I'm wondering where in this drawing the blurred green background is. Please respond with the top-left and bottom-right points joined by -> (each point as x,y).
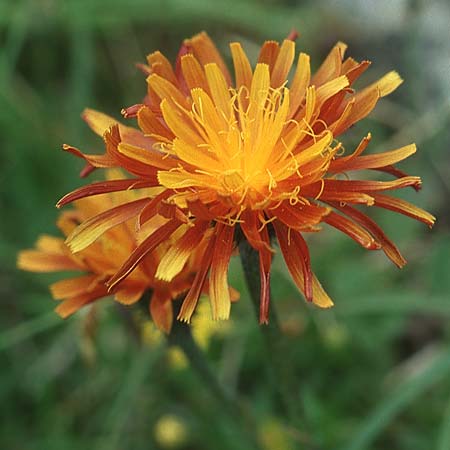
1,0 -> 450,449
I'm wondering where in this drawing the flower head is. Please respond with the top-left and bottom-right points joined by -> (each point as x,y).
18,170 -> 216,332
58,32 -> 435,324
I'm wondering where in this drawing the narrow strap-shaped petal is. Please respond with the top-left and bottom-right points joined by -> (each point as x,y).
17,250 -> 80,272
323,211 -> 380,249
82,108 -> 118,136
273,221 -> 313,302
56,178 -> 156,208
240,210 -> 273,251
147,50 -> 178,85
50,274 -> 99,300
185,32 -> 232,85
62,144 -> 116,168
156,220 -> 210,281
272,202 -> 330,231
150,291 -> 173,334
372,165 -> 422,192
55,285 -> 108,318
180,53 -> 210,93
372,193 -> 435,227
271,39 -> 295,88
258,226 -> 272,324
330,144 -> 416,172
147,73 -> 189,109
257,40 -> 280,69
66,197 -> 149,252
209,224 -> 234,320
178,233 -> 215,323
311,41 -> 347,86
108,219 -> 181,289
204,63 -> 232,118
289,52 -> 310,117
137,105 -> 175,141
114,283 -> 146,305
230,42 -> 253,89
329,202 -> 406,267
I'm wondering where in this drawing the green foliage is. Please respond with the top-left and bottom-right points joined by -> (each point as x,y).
1,1 -> 449,449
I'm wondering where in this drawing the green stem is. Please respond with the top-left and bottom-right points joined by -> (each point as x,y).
168,303 -> 265,450
239,240 -> 312,439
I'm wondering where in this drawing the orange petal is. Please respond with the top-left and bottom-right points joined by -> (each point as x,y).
156,220 -> 210,281
108,219 -> 181,289
323,211 -> 380,249
230,42 -> 253,89
56,178 -> 156,208
114,283 -> 146,305
272,202 -> 330,231
257,40 -> 280,69
55,285 -> 108,318
330,144 -> 416,172
330,202 -> 406,267
209,224 -> 234,320
150,291 -> 173,333
271,39 -> 295,88
50,274 -> 99,300
273,222 -> 313,302
185,32 -> 232,85
372,193 -> 435,228
66,197 -> 149,252
178,233 -> 215,323
180,53 -> 209,92
17,250 -> 80,273
82,108 -> 118,136
258,226 -> 272,324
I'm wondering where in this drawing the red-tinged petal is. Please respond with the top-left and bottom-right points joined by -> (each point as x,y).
258,41 -> 280,69
178,234 -> 215,323
137,105 -> 175,141
185,32 -> 232,85
108,219 -> 181,289
156,220 -> 210,281
55,285 -> 108,318
50,274 -> 99,300
138,190 -> 172,227
330,144 -> 416,173
56,178 -> 156,208
372,193 -> 435,228
313,176 -> 422,195
66,197 -> 149,252
240,210 -> 273,252
150,291 -> 173,334
121,104 -> 144,118
323,211 -> 380,249
147,50 -> 178,85
273,221 -> 313,302
62,144 -> 116,168
258,226 -> 272,324
373,165 -> 422,192
209,224 -> 234,320
271,202 -> 330,231
330,202 -> 407,267
17,250 -> 80,273
312,42 -> 347,86
80,163 -> 96,178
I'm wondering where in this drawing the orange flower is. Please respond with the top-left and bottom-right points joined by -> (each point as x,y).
58,32 -> 435,324
18,171 -> 215,332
